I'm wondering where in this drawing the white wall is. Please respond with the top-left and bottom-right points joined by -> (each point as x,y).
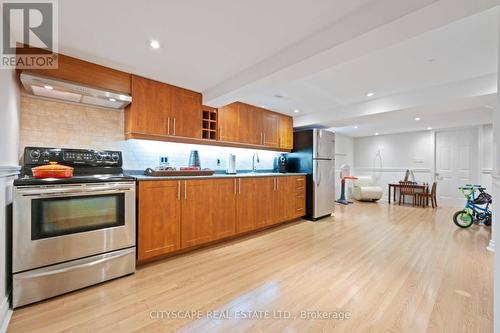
0,69 -> 21,333
334,133 -> 354,199
353,131 -> 434,199
353,126 -> 492,201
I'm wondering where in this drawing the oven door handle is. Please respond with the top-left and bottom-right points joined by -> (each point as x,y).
19,184 -> 134,196
22,189 -> 131,198
20,248 -> 134,279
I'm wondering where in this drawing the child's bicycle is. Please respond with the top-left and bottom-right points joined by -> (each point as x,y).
453,184 -> 492,228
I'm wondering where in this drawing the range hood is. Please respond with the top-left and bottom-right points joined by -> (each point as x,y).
20,72 -> 132,109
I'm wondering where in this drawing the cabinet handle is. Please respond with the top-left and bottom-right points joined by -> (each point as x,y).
173,117 -> 176,136
263,133 -> 266,145
238,178 -> 241,194
167,117 -> 171,135
273,177 -> 276,191
177,181 -> 180,200
276,177 -> 279,191
219,127 -> 222,140
234,179 -> 237,195
184,181 -> 187,200
260,132 -> 263,145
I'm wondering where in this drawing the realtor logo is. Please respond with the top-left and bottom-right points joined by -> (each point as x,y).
1,0 -> 58,69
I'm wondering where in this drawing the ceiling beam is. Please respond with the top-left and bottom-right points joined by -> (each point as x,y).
293,73 -> 497,128
204,0 -> 498,107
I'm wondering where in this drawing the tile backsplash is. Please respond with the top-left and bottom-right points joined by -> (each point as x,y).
20,95 -> 281,171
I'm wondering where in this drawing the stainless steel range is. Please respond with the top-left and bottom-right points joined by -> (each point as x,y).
12,147 -> 136,308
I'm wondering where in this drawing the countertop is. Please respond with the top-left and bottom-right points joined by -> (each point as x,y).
129,171 -> 307,181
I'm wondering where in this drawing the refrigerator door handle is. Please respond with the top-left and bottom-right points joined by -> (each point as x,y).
317,160 -> 321,186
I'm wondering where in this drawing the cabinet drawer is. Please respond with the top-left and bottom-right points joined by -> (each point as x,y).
294,195 -> 305,216
295,177 -> 305,191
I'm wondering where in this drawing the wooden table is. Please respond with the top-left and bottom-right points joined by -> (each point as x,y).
388,183 -> 427,204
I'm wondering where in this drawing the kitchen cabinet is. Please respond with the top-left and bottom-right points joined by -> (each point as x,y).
235,178 -> 259,233
137,175 -> 305,263
262,111 -> 279,148
217,103 -> 243,143
211,179 -> 237,240
137,180 -> 181,261
18,48 -> 131,93
125,75 -> 202,139
170,86 -> 202,138
181,179 -> 214,248
279,116 -> 294,150
126,75 -> 172,135
218,102 -> 292,150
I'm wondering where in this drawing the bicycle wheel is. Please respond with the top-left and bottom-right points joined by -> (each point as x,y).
453,211 -> 474,228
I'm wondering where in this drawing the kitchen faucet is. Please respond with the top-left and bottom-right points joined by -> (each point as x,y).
252,153 -> 260,172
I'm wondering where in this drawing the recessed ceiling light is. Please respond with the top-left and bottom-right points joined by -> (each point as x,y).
109,98 -> 117,102
415,117 -> 421,121
375,132 -> 379,136
427,127 -> 432,130
273,94 -> 284,99
149,40 -> 160,49
366,92 -> 375,97
294,109 -> 299,113
354,126 -> 358,129
427,58 -> 435,63
44,85 -> 53,90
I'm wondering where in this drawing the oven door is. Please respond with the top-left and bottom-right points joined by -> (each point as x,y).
13,182 -> 135,273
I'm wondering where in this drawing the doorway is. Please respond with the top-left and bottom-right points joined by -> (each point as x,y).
435,127 -> 480,207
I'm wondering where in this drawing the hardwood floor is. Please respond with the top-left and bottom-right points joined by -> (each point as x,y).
8,203 -> 493,332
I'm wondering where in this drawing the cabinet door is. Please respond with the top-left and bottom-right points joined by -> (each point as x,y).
262,112 -> 279,148
293,176 -> 306,218
255,177 -> 276,228
273,177 -> 292,223
138,181 -> 181,261
279,116 -> 294,149
181,180 -> 214,248
126,75 -> 172,136
218,103 -> 241,143
171,87 -> 202,138
212,179 -> 237,240
239,104 -> 263,145
236,178 -> 258,233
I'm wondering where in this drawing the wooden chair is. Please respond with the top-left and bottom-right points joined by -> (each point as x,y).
398,181 -> 418,206
417,182 -> 437,208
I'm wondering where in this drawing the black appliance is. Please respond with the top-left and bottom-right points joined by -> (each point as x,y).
274,153 -> 288,173
15,146 -> 135,185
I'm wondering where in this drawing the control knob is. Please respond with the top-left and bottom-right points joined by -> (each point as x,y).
111,153 -> 119,161
30,150 -> 40,159
41,151 -> 50,159
95,153 -> 103,161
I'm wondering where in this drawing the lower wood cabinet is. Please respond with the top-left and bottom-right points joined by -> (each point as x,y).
137,180 -> 181,261
137,175 -> 306,262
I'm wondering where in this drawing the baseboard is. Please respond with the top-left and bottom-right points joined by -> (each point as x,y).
0,292 -> 11,333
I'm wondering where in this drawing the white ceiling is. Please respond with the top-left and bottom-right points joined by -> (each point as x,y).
58,0 -> 374,91
55,0 -> 499,137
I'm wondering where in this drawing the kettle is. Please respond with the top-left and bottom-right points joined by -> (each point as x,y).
226,154 -> 236,174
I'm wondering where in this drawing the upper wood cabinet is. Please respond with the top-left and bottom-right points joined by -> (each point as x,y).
19,52 -> 131,93
279,116 -> 294,150
217,102 -> 293,150
125,75 -> 202,139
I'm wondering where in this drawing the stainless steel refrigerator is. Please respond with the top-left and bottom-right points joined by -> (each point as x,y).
288,129 -> 335,220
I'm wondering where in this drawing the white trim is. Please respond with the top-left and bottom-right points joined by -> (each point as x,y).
482,168 -> 493,174
0,290 -> 11,333
354,167 -> 431,173
0,166 -> 20,179
488,239 -> 495,252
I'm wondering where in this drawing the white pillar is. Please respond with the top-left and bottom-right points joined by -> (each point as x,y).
492,9 -> 500,333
